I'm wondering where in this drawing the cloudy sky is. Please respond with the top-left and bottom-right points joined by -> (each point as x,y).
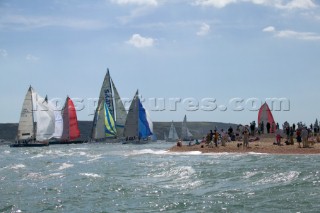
1,0 -> 320,126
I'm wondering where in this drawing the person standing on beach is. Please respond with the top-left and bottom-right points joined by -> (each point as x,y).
214,130 -> 219,147
221,129 -> 226,146
243,128 -> 249,148
276,128 -> 282,145
209,130 -> 214,144
296,128 -> 302,148
301,127 -> 309,148
260,121 -> 264,134
271,122 -> 276,133
266,122 -> 271,134
290,127 -> 294,145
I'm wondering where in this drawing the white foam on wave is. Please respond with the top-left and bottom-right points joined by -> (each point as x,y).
4,150 -> 10,154
153,166 -> 203,189
57,163 -> 74,171
71,147 -> 89,150
254,171 -> 300,185
78,153 -> 104,164
170,151 -> 203,156
125,149 -> 169,156
30,154 -> 45,159
10,164 -> 26,170
80,173 -> 102,178
243,171 -> 261,179
24,172 -> 64,180
247,152 -> 269,155
153,166 -> 196,179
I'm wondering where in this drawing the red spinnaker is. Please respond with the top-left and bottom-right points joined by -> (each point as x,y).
258,103 -> 276,133
62,97 -> 80,141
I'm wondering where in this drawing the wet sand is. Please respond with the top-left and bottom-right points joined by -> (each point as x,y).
168,137 -> 320,155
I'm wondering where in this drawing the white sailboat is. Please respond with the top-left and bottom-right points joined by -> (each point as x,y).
11,86 -> 54,147
166,121 -> 179,142
91,69 -> 127,142
123,90 -> 153,144
181,115 -> 193,141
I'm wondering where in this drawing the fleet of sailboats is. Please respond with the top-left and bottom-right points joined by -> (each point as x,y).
10,68 -> 166,147
11,86 -> 83,147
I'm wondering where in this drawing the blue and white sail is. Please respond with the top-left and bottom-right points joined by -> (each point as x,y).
124,90 -> 153,140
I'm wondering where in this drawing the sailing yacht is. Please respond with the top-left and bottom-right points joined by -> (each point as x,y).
181,115 -> 193,141
91,69 -> 127,142
11,86 -> 54,147
166,121 -> 179,142
123,90 -> 153,144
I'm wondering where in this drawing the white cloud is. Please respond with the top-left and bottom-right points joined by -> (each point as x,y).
262,26 -> 275,32
193,0 -> 237,8
263,26 -> 320,41
196,23 -> 210,36
193,0 -> 317,10
0,49 -> 8,57
127,34 -> 155,48
26,54 -> 39,62
277,0 -> 316,10
276,30 -> 320,40
0,15 -> 106,30
111,0 -> 158,6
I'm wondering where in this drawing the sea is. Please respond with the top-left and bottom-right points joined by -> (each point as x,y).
1,141 -> 320,213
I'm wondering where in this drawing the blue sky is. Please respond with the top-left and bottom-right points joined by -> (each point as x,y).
1,0 -> 320,126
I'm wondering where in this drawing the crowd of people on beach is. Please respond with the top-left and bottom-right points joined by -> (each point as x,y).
177,119 -> 320,149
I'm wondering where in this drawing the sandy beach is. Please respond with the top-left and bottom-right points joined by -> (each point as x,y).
169,136 -> 320,155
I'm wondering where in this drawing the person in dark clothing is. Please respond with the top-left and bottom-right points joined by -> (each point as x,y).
250,121 -> 255,136
292,123 -> 296,132
208,130 -> 214,144
260,121 -> 264,134
266,122 -> 271,134
228,126 -> 233,137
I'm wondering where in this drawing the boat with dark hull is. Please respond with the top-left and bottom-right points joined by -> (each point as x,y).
10,142 -> 49,147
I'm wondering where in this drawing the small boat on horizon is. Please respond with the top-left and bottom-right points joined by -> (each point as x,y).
166,121 -> 179,142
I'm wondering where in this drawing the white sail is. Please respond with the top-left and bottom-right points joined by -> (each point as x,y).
181,115 -> 193,140
17,86 -> 35,141
35,94 -> 55,141
167,121 -> 179,141
92,100 -> 107,140
146,109 -> 153,134
111,79 -> 127,138
48,99 -> 63,139
124,91 -> 139,138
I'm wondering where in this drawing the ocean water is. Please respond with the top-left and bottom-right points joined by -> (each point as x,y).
0,142 -> 320,213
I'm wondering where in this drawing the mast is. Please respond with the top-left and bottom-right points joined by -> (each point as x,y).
31,86 -> 36,141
